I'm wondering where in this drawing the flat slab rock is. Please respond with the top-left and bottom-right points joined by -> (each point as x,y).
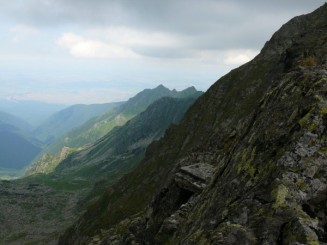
175,163 -> 216,193
180,163 -> 216,181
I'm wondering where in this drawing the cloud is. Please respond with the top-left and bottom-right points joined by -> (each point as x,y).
56,33 -> 83,48
5,1 -> 322,29
4,0 -> 325,51
101,27 -> 180,48
223,49 -> 259,65
57,33 -> 138,59
57,28 -> 183,59
57,28 -> 262,62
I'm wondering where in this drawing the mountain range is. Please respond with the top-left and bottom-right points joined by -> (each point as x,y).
0,84 -> 200,175
26,87 -> 202,178
0,85 -> 202,244
40,85 -> 201,155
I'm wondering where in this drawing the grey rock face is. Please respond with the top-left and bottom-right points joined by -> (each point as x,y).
174,163 -> 216,193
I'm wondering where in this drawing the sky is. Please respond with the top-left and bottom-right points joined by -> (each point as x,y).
0,0 -> 325,105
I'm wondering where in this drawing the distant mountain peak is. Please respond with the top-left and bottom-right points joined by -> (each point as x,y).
181,86 -> 197,92
155,84 -> 167,89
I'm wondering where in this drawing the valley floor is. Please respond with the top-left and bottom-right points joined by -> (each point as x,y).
0,177 -> 89,245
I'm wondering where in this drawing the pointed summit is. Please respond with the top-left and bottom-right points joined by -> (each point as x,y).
155,84 -> 168,90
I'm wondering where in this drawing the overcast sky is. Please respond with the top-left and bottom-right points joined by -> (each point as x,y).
0,0 -> 325,104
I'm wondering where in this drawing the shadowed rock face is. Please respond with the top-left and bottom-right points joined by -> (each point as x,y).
60,4 -> 327,245
175,163 -> 216,193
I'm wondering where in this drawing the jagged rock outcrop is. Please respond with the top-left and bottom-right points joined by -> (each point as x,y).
175,163 -> 216,193
60,4 -> 327,245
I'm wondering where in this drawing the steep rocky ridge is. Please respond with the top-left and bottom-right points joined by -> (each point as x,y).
43,85 -> 200,155
25,147 -> 77,175
51,96 -> 201,207
56,96 -> 200,174
60,4 -> 327,244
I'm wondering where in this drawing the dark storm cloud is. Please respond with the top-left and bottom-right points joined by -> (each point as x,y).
5,1 -> 323,28
3,0 -> 325,52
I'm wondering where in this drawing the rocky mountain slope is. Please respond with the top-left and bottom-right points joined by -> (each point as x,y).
55,96 -> 200,191
0,178 -> 83,245
56,96 -> 200,172
60,4 -> 327,244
